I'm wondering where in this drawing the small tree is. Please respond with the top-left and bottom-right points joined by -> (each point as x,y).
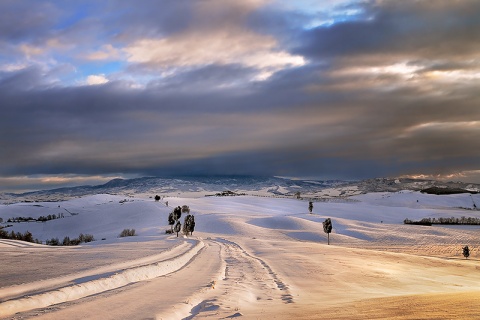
174,221 -> 181,237
308,201 -> 313,214
22,231 -> 33,242
463,246 -> 470,259
46,237 -> 60,246
63,236 -> 71,246
168,212 -> 175,232
168,206 -> 182,232
183,214 -> 195,236
173,206 -> 182,221
323,218 -> 333,245
154,195 -> 160,201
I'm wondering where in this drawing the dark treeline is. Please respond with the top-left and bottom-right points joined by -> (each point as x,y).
7,213 -> 64,223
0,228 -> 41,243
46,233 -> 95,246
0,227 -> 94,246
404,216 -> 480,226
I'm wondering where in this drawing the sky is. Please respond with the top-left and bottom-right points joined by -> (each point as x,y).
1,0 -> 480,192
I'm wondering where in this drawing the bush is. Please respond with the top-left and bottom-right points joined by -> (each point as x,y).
76,233 -> 94,243
46,237 -> 60,246
62,236 -> 71,246
119,228 -> 136,237
47,233 -> 95,246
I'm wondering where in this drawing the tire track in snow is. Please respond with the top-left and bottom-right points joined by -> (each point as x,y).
216,238 -> 293,304
0,239 -> 39,248
0,240 -> 204,318
185,238 -> 293,319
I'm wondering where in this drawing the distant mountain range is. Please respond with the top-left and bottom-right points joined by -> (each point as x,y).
1,176 -> 479,203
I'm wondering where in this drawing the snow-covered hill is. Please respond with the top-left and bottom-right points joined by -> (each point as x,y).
1,176 -> 478,204
1,183 -> 480,318
0,176 -> 345,203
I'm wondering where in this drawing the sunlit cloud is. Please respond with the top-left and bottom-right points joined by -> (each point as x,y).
19,44 -> 45,58
402,170 -> 480,184
86,74 -> 109,85
125,29 -> 305,80
0,63 -> 28,72
84,44 -> 122,61
0,175 -> 124,193
401,121 -> 480,137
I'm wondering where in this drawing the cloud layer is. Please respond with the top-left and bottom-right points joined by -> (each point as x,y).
1,0 -> 480,191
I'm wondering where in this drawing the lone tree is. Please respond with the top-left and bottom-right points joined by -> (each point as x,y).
154,195 -> 160,201
323,218 -> 333,245
463,246 -> 470,259
308,201 -> 313,214
183,214 -> 196,236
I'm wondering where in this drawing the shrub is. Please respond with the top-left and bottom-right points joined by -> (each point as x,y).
46,237 -> 60,246
46,233 -> 94,246
119,228 -> 136,237
82,234 -> 95,243
62,236 -> 71,246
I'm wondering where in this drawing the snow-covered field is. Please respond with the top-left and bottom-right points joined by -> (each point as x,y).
1,191 -> 480,319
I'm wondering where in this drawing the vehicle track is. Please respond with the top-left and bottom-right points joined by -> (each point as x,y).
183,238 -> 293,319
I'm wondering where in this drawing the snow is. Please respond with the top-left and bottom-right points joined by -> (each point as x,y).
1,191 -> 480,319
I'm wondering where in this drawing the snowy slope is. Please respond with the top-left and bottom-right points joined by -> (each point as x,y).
2,191 -> 479,245
1,190 -> 480,319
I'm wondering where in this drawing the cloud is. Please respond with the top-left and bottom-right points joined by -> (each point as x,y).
84,44 -> 122,61
86,74 -> 109,85
0,0 -> 480,191
0,174 -> 122,193
0,0 -> 59,42
299,1 -> 480,59
125,32 -> 304,79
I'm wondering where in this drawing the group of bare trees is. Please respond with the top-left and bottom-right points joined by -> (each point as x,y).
168,205 -> 195,237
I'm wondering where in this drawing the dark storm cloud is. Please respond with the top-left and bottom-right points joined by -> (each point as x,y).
0,0 -> 59,42
298,0 -> 480,59
2,61 -> 479,183
1,0 -> 480,192
107,0 -> 195,40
